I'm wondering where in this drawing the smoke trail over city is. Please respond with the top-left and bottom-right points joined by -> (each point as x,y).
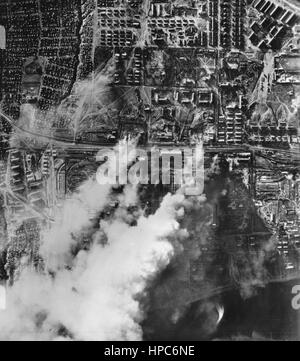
0,52 -> 206,340
0,145 -> 191,340
0,58 -> 288,341
0,53 -> 187,340
1,0 -> 300,342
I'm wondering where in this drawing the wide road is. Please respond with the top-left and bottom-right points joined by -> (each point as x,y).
2,109 -> 299,165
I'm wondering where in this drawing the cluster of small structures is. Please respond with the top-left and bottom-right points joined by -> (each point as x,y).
248,0 -> 298,50
0,0 -> 81,120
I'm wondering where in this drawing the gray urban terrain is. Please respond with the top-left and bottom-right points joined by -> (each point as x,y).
0,0 -> 300,341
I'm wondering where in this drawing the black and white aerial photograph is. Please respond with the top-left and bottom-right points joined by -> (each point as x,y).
0,0 -> 299,343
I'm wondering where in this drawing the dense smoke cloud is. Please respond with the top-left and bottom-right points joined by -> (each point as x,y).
0,41 -> 283,341
0,137 -> 193,340
0,49 -> 197,341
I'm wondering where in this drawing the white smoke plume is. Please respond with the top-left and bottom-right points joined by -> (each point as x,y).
6,55 -> 117,151
0,137 -> 190,340
0,42 -> 200,340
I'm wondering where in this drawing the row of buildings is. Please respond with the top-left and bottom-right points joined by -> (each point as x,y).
94,0 -> 246,50
249,0 -> 298,50
208,0 -> 246,50
218,109 -> 244,145
251,0 -> 298,26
